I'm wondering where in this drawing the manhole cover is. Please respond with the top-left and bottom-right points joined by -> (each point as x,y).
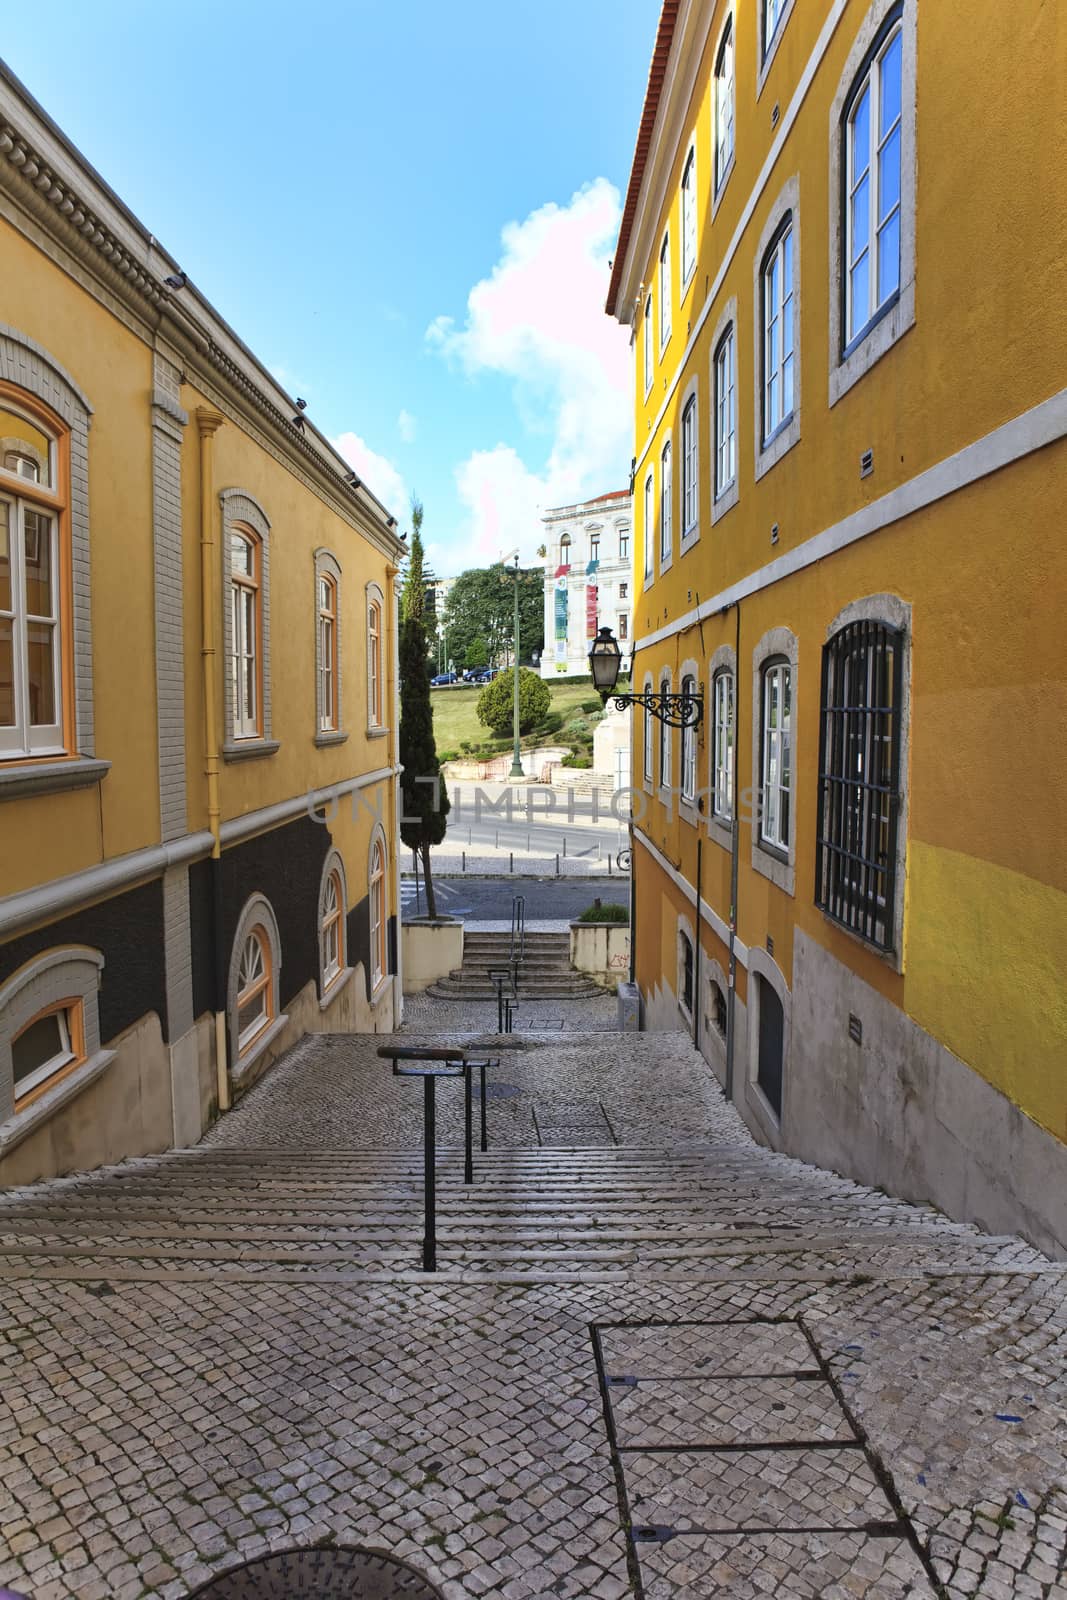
475,1080 -> 522,1099
191,1547 -> 444,1598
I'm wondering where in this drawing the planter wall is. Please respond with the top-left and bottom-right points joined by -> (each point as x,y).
402,919 -> 464,995
570,921 -> 631,987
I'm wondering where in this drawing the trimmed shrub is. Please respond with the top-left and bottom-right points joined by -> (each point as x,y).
477,667 -> 551,736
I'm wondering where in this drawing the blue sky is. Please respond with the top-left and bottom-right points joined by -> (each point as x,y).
4,1 -> 659,575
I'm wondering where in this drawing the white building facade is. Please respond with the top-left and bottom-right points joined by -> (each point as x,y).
540,490 -> 633,679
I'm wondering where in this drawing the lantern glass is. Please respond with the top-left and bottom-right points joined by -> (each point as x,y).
588,626 -> 622,694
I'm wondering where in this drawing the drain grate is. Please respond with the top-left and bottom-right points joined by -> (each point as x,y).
591,1317 -> 944,1598
191,1547 -> 444,1598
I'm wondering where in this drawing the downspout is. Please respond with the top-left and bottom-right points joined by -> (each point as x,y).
693,834 -> 702,1051
724,600 -> 741,1102
386,563 -> 403,1026
196,407 -> 230,1112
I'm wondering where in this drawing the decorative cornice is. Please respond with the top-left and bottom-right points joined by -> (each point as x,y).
0,69 -> 406,566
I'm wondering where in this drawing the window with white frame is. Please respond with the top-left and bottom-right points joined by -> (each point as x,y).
760,657 -> 792,852
619,528 -> 629,561
659,233 -> 672,347
714,17 -> 735,190
0,402 -> 65,759
761,220 -> 795,443
0,946 -> 107,1123
680,674 -> 697,803
659,675 -> 672,789
367,585 -> 384,730
660,441 -> 673,565
370,835 -> 387,989
618,613 -> 628,641
714,327 -> 737,495
318,573 -> 338,732
320,856 -> 347,994
644,474 -> 655,582
844,15 -> 903,347
230,528 -> 261,739
764,0 -> 787,56
681,147 -> 697,287
643,677 -> 654,783
644,294 -> 654,392
619,581 -> 628,599
235,926 -> 273,1055
681,395 -> 699,541
712,668 -> 734,819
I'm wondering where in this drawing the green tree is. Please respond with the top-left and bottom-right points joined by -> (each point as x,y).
464,637 -> 489,669
477,667 -> 551,737
442,563 -> 544,669
399,499 -> 450,918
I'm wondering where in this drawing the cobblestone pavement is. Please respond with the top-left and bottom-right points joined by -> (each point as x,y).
0,1023 -> 1064,1600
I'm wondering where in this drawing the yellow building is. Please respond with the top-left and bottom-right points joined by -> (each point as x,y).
0,63 -> 406,1184
607,0 -> 1066,1254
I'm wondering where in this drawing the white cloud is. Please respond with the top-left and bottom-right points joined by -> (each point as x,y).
427,178 -> 632,562
330,430 -> 409,521
397,409 -> 417,444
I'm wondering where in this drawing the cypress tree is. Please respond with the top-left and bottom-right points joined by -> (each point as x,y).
399,500 -> 450,918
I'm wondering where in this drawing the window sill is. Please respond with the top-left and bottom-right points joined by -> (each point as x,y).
230,1012 -> 289,1089
366,726 -> 390,740
754,412 -> 800,481
0,756 -> 111,801
751,840 -> 795,897
223,739 -> 281,763
0,1049 -> 116,1158
369,974 -> 391,1007
319,966 -> 355,1011
708,815 -> 734,854
679,797 -> 699,825
712,479 -> 739,524
818,907 -> 903,975
829,279 -> 915,408
659,552 -> 674,576
756,0 -> 796,99
680,526 -> 701,554
314,730 -> 349,748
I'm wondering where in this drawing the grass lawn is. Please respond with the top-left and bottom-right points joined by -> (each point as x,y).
430,676 -> 629,759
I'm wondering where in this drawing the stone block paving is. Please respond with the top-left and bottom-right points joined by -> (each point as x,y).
0,1020 -> 1063,1598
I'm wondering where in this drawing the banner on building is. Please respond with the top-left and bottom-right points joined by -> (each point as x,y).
586,583 -> 598,639
555,578 -> 569,661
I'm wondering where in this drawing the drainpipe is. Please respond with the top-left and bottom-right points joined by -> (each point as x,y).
386,563 -> 403,1026
724,600 -> 741,1102
197,407 -> 230,1112
693,834 -> 702,1051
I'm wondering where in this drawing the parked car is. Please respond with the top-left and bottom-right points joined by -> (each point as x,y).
431,671 -> 459,686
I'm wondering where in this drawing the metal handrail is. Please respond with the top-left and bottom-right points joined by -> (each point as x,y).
510,893 -> 526,970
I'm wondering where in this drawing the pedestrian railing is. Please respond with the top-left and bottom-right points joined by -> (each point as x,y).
377,1045 -> 494,1273
510,892 -> 526,968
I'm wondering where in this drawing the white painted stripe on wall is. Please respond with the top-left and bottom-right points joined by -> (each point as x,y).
635,385 -> 1067,655
633,826 -> 749,969
0,764 -> 400,941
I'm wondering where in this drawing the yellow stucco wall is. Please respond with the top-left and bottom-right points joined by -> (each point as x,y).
0,217 -> 160,894
624,0 -> 1067,1141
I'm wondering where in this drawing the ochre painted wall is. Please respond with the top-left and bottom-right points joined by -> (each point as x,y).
624,0 -> 1067,1143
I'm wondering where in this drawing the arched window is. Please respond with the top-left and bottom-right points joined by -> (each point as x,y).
760,656 -> 792,853
559,531 -> 572,569
0,390 -> 68,758
367,584 -> 384,730
0,946 -> 107,1124
712,667 -> 735,819
843,11 -> 904,348
659,672 -> 672,791
714,325 -> 737,496
659,232 -> 672,348
318,573 -> 338,731
643,293 -> 654,393
680,674 -> 697,804
681,395 -> 699,543
322,871 -> 343,987
714,16 -> 735,193
660,440 -> 673,566
643,474 -> 655,583
678,927 -> 694,1017
761,218 -> 795,445
642,674 -> 654,785
816,617 -> 903,950
235,926 -> 273,1055
680,146 -> 697,288
370,836 -> 387,989
230,527 -> 261,739
711,980 -> 728,1039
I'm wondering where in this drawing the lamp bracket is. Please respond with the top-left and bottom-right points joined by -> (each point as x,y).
610,689 -> 703,729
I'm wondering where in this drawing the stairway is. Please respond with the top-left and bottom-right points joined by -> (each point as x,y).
0,1144 -> 1041,1286
425,929 -> 603,999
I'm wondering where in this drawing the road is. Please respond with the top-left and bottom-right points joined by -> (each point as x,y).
401,875 -> 629,922
439,781 -> 630,861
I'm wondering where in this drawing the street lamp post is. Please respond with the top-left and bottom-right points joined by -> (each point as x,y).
588,625 -> 703,728
509,552 -> 523,778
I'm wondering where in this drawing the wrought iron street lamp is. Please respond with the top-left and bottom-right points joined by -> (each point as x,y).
588,625 -> 703,728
